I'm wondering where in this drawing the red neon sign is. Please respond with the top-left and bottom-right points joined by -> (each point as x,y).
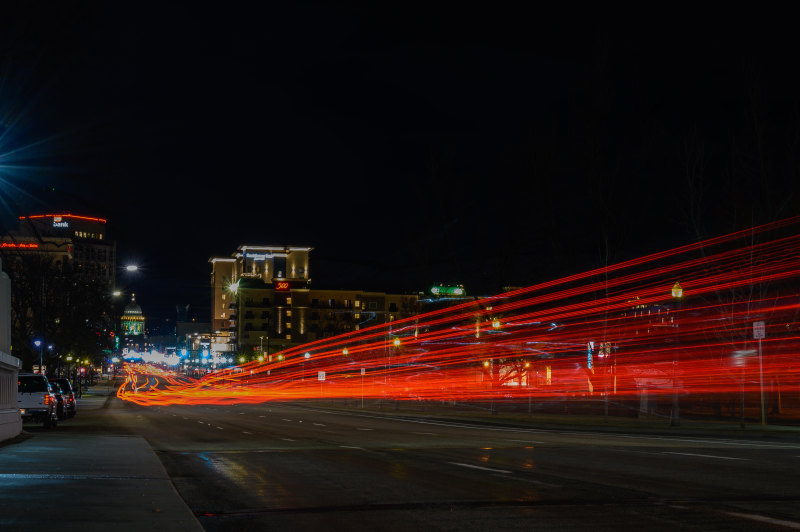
20,213 -> 107,223
0,242 -> 39,249
275,281 -> 290,291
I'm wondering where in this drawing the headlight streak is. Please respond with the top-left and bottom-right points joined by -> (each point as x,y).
118,217 -> 800,410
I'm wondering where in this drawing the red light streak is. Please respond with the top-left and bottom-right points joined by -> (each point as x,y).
118,218 -> 800,418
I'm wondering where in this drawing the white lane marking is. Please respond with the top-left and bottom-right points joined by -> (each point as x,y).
216,427 -> 224,430
508,439 -> 546,444
172,414 -> 177,417
242,431 -> 252,435
616,434 -> 800,449
239,412 -> 245,415
282,438 -> 295,442
724,511 -> 800,530
449,462 -> 512,474
662,452 -> 749,461
313,423 -> 326,427
357,428 -> 373,431
412,432 -> 437,436
282,419 -> 293,422
339,445 -> 365,450
197,421 -> 205,424
258,415 -> 266,418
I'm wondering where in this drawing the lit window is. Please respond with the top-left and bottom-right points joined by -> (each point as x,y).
355,300 -> 361,308
286,322 -> 291,329
222,294 -> 226,301
286,310 -> 292,317
286,334 -> 292,340
354,313 -> 360,319
286,297 -> 292,305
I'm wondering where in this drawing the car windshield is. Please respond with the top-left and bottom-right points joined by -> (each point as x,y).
50,383 -> 62,393
18,376 -> 48,393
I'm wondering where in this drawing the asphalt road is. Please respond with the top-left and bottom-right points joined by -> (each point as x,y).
72,391 -> 800,532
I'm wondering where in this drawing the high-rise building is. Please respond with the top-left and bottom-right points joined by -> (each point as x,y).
210,245 -> 418,356
1,213 -> 115,289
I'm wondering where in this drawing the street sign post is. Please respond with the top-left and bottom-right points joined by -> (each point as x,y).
361,368 -> 365,408
753,321 -> 766,425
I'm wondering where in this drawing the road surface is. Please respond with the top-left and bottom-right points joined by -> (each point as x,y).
68,395 -> 800,531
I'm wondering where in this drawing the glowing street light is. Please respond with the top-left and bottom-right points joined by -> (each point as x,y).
671,281 -> 683,299
342,347 -> 349,356
393,337 -> 401,347
125,265 -> 139,272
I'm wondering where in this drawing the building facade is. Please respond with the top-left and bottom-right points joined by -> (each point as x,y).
210,245 -> 419,356
1,213 -> 116,289
0,258 -> 22,442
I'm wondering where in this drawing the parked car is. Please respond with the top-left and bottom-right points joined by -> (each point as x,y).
17,373 -> 58,428
52,378 -> 77,419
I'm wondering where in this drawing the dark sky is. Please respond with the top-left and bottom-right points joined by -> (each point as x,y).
2,5 -> 799,326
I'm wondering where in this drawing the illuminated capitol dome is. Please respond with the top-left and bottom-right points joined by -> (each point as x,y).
121,293 -> 145,336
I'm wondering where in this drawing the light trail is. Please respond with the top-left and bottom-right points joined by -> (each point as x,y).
118,218 -> 800,419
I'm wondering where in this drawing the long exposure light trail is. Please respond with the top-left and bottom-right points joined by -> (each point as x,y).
119,218 -> 800,419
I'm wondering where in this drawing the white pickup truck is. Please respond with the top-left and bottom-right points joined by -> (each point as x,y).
17,373 -> 58,428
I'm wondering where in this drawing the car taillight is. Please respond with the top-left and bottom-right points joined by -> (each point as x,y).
44,394 -> 51,405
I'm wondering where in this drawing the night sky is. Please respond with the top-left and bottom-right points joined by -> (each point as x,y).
2,5 -> 799,328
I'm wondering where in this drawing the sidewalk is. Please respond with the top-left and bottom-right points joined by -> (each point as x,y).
0,384 -> 202,531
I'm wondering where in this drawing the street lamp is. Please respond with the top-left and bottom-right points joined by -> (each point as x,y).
303,352 -> 310,381
125,264 -> 139,272
34,339 -> 42,374
671,281 -> 683,427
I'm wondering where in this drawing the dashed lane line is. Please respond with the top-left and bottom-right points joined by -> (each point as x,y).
662,451 -> 749,461
724,511 -> 800,530
449,462 -> 512,474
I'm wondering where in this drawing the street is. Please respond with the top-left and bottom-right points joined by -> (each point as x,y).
60,391 -> 800,531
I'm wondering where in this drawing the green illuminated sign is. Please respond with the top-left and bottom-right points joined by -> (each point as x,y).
430,285 -> 465,296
